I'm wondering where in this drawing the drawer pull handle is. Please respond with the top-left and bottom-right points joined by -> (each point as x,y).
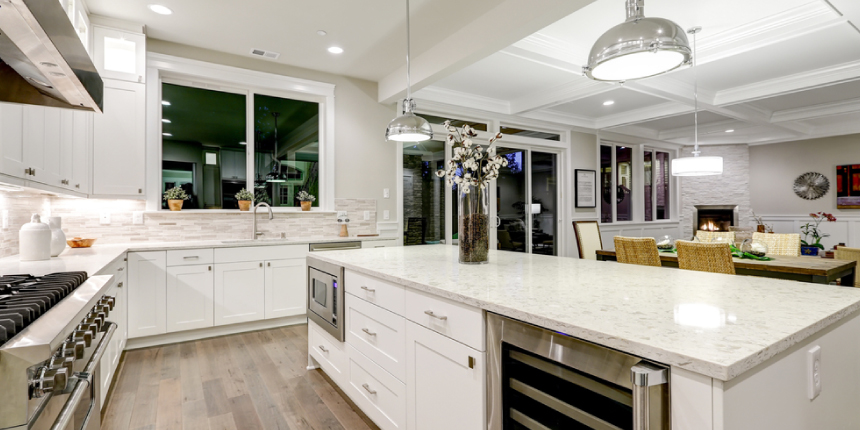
424,310 -> 448,321
183,256 -> 199,260
117,267 -> 124,272
318,345 -> 328,353
360,286 -> 376,293
117,282 -> 123,288
468,356 -> 475,369
361,328 -> 376,336
362,383 -> 377,395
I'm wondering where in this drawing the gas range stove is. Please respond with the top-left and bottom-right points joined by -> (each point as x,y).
0,271 -> 116,430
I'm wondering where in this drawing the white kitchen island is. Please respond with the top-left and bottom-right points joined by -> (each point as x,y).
309,245 -> 860,430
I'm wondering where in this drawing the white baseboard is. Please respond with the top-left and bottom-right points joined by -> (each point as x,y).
125,315 -> 308,349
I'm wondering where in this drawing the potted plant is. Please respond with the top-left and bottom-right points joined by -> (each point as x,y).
163,186 -> 189,211
235,188 -> 254,211
800,211 -> 836,256
297,191 -> 315,211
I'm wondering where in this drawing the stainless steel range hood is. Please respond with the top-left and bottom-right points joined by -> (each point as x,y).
0,0 -> 103,113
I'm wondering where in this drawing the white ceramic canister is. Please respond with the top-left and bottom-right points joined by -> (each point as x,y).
48,216 -> 66,257
19,214 -> 51,261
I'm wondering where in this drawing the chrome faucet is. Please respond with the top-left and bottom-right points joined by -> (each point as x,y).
253,202 -> 273,239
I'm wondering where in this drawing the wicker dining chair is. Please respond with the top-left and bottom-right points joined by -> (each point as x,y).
835,246 -> 860,287
752,232 -> 801,257
614,236 -> 662,267
675,240 -> 736,275
695,230 -> 736,244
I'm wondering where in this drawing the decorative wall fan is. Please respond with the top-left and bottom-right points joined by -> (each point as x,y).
793,172 -> 830,200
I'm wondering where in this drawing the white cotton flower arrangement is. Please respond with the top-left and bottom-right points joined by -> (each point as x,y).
435,121 -> 505,194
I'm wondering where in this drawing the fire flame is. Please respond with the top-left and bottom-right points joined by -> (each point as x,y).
700,221 -> 719,231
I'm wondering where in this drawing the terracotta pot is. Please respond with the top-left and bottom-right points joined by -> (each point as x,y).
168,199 -> 184,211
300,201 -> 311,211
756,225 -> 766,233
238,200 -> 252,211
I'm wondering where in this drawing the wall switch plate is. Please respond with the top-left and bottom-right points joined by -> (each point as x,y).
383,210 -> 390,220
364,211 -> 370,220
383,188 -> 390,198
99,212 -> 111,225
132,211 -> 144,225
337,211 -> 347,218
1,210 -> 8,229
808,345 -> 822,400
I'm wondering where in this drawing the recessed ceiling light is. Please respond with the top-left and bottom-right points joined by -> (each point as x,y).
725,129 -> 735,133
603,100 -> 615,106
328,46 -> 344,54
148,4 -> 173,15
317,30 -> 327,36
162,119 -> 171,123
162,100 -> 171,106
162,133 -> 172,137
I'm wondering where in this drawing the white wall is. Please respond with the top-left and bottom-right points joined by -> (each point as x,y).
147,39 -> 398,221
749,134 -> 860,248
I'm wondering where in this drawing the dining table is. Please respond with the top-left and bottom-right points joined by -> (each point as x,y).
595,249 -> 857,286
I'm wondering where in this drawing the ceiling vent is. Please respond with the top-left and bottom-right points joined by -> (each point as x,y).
249,48 -> 280,60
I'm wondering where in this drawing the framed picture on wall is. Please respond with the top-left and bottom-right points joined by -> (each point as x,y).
837,164 -> 860,209
575,169 -> 597,208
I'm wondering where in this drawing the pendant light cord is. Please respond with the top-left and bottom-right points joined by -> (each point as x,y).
405,0 -> 412,102
692,28 -> 699,156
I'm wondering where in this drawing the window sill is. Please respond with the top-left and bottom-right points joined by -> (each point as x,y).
145,208 -> 337,214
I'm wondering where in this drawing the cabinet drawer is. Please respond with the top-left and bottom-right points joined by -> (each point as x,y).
214,245 -> 306,263
346,294 -> 406,381
309,321 -> 348,384
404,289 -> 484,351
167,248 -> 214,266
96,254 -> 127,278
347,344 -> 406,430
346,270 -> 405,316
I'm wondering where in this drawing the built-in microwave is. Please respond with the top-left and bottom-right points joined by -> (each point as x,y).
307,256 -> 345,341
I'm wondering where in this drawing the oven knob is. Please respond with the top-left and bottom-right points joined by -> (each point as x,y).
77,323 -> 98,338
60,340 -> 85,359
48,355 -> 75,376
71,329 -> 93,347
99,296 -> 115,311
30,367 -> 68,398
94,304 -> 110,318
85,312 -> 104,331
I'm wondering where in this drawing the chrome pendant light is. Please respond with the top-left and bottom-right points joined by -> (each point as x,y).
672,27 -> 723,177
385,0 -> 432,142
266,112 -> 287,183
584,0 -> 692,82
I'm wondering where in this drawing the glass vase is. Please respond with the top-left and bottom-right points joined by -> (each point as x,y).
458,184 -> 489,264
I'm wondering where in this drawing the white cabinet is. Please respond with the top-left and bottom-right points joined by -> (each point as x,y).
405,321 -> 485,430
166,264 -> 214,332
70,111 -> 90,192
127,251 -> 167,338
22,106 -> 63,187
92,26 -> 146,83
92,79 -> 145,197
221,149 -> 246,181
214,261 -> 265,325
264,259 -> 306,319
0,102 -> 24,177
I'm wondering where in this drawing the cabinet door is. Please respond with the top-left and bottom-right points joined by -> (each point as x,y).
127,251 -> 167,338
214,261 -> 265,326
58,110 -> 74,189
70,111 -> 90,193
0,102 -> 24,176
114,275 -> 128,353
23,106 -> 63,187
166,264 -> 214,332
92,79 -> 145,197
406,321 -> 485,430
92,26 -> 146,83
264,259 -> 306,319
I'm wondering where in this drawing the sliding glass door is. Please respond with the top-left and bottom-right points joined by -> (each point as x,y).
402,140 -> 446,246
495,147 -> 528,253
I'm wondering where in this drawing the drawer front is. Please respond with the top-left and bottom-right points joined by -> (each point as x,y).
347,344 -> 406,430
96,254 -> 127,279
309,321 -> 348,384
167,248 -> 214,266
214,245 -> 306,263
346,270 -> 405,316
346,294 -> 406,381
404,289 -> 484,351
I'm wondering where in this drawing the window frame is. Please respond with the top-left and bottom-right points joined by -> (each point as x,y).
598,140 -> 678,225
145,53 -> 335,212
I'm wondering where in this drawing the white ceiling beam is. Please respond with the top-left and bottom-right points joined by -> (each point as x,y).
596,102 -> 693,129
713,60 -> 860,106
413,87 -> 510,115
377,0 -> 597,104
509,77 -> 614,114
657,119 -> 742,141
771,98 -> 860,123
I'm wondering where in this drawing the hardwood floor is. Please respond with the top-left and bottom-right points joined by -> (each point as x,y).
102,324 -> 377,430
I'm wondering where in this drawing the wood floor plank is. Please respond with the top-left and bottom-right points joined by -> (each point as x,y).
202,379 -> 231,417
101,391 -> 136,430
289,375 -> 346,430
196,339 -> 218,382
210,335 -> 249,397
156,378 -> 182,430
307,370 -> 374,430
160,343 -> 181,381
208,413 -> 238,430
128,381 -> 159,430
228,394 -> 265,430
114,348 -> 145,395
180,341 -> 205,403
226,335 -> 292,430
181,399 -> 211,430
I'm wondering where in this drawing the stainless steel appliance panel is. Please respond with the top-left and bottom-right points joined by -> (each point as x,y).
306,256 -> 345,342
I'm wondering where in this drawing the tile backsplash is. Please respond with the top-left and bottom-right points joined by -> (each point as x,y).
0,189 -> 378,258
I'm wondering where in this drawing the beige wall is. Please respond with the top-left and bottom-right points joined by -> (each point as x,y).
147,39 -> 399,221
749,134 -> 860,216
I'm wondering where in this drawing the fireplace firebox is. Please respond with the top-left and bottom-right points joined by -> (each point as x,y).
693,205 -> 739,233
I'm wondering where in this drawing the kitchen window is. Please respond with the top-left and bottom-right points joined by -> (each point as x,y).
644,149 -> 671,221
601,142 -> 674,224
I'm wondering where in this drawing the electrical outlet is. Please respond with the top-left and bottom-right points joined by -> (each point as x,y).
363,211 -> 370,220
1,210 -> 8,229
99,212 -> 111,225
337,211 -> 348,218
383,210 -> 390,220
808,345 -> 822,400
133,211 -> 144,225
383,188 -> 390,198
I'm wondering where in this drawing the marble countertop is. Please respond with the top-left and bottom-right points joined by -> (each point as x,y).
310,245 -> 860,381
0,236 -> 392,277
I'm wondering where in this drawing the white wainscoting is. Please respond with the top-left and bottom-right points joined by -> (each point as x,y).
597,222 -> 682,252
759,215 -> 858,249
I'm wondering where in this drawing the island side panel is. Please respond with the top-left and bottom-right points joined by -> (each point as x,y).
719,309 -> 860,429
671,367 -> 715,430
